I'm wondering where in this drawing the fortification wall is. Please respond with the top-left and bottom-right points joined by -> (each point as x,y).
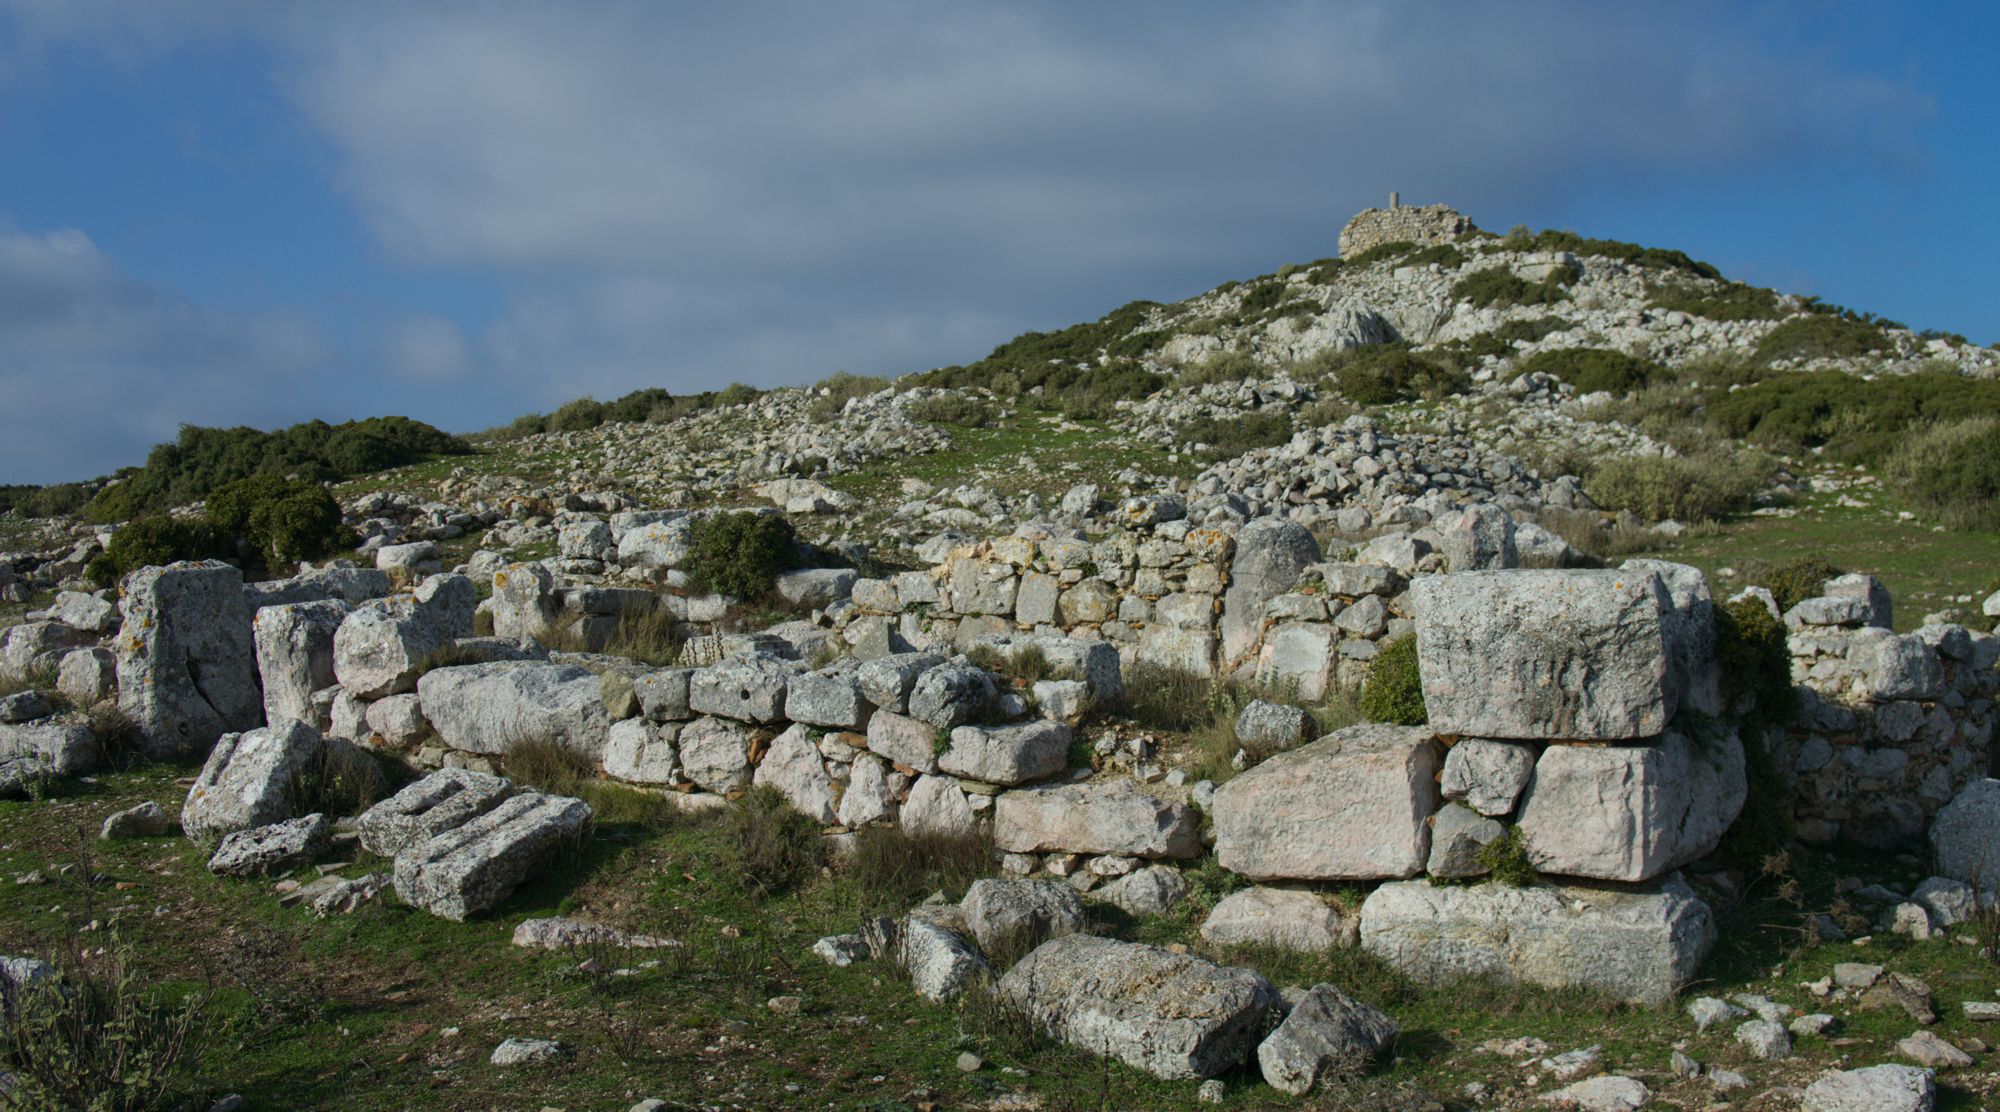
1337,203 -> 1477,259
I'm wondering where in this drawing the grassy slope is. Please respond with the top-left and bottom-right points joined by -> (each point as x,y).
6,767 -> 1999,1110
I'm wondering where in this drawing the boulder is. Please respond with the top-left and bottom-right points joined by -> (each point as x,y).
899,920 -> 988,1002
1218,519 -> 1320,664
99,800 -> 175,839
939,719 -> 1070,786
961,879 -> 1085,960
999,934 -> 1280,1080
678,715 -> 756,794
1930,779 -> 2000,889
900,774 -> 982,840
616,515 -> 693,569
837,754 -> 896,827
253,599 -> 349,727
688,655 -> 792,724
363,693 -> 428,748
0,691 -> 49,723
0,718 -> 100,796
392,790 -> 591,920
376,541 -> 440,577
994,780 -> 1200,859
1359,874 -> 1714,1006
1621,559 -> 1724,718
1256,984 -> 1398,1095
1,621 -> 95,680
634,667 -> 695,722
1088,865 -> 1190,918
865,708 -> 942,773
206,813 -> 332,877
115,561 -> 261,757
1234,699 -> 1314,758
907,661 -> 997,729
1824,573 -> 1893,630
1515,729 -> 1746,883
1426,803 -> 1506,879
602,718 -> 679,785
332,575 -> 478,699
416,662 -> 611,760
488,563 -> 559,642
240,563 -> 393,611
1439,504 -> 1517,572
181,721 -> 329,841
47,591 -> 119,634
1801,1064 -> 1935,1112
1211,724 -> 1440,881
55,647 -> 116,707
355,768 -> 516,857
785,671 -> 868,729
1410,569 -> 1674,740
855,653 -> 945,715
751,723 -> 836,823
1439,738 -> 1537,817
774,568 -> 858,609
1199,887 -> 1356,951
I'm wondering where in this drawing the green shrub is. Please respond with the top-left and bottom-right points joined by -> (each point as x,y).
204,475 -> 355,568
808,372 -> 890,419
1519,348 -> 1660,394
718,786 -> 826,898
86,515 -> 225,586
682,512 -> 800,600
1583,450 -> 1771,522
1705,369 -> 2000,464
547,398 -> 607,432
1716,598 -> 1798,733
1403,243 -> 1464,269
1646,280 -> 1784,322
1451,265 -> 1575,310
0,481 -> 95,519
1474,827 -> 1538,887
1762,556 -> 1843,613
1752,315 -> 1890,364
907,394 -> 999,428
1331,346 -> 1469,405
1181,350 -> 1260,386
1885,416 -> 2000,529
1359,637 -> 1426,726
1121,662 -> 1222,732
0,949 -> 214,1112
1503,228 -> 1720,278
1346,240 -> 1417,267
87,416 -> 468,522
1178,411 -> 1294,460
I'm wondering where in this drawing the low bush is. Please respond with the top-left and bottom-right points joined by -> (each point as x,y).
1885,416 -> 2000,530
0,947 -> 214,1112
1346,240 -> 1418,267
87,476 -> 354,586
906,394 -> 998,428
1502,227 -> 1721,278
1751,314 -> 1890,364
1706,369 -> 2000,464
1519,348 -> 1660,395
1710,601 -> 1798,868
718,786 -> 825,898
1359,637 -> 1426,726
1583,450 -> 1771,523
808,372 -> 890,419
1180,350 -> 1260,386
1330,346 -> 1470,405
1761,555 -> 1843,613
1646,279 -> 1784,322
0,481 -> 95,519
841,826 -> 992,915
1178,411 -> 1294,460
682,512 -> 800,600
1121,662 -> 1224,733
1450,265 -> 1575,310
1475,827 -> 1538,887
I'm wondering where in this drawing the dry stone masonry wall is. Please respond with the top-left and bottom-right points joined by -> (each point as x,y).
1336,202 -> 1477,259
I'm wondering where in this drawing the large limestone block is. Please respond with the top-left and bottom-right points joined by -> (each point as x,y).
1438,504 -> 1517,573
961,878 -> 1085,959
999,934 -> 1280,1080
1515,729 -> 1746,883
1931,778 -> 2000,888
939,719 -> 1070,786
866,708 -> 942,773
241,562 -> 392,611
616,515 -> 693,569
2,621 -> 96,679
688,655 -> 792,724
1801,1064 -> 1935,1112
752,723 -> 836,823
785,671 -> 868,729
206,813 -> 332,877
994,780 -> 1200,860
392,790 -> 591,920
1256,984 -> 1398,1096
332,576 -> 477,700
900,773 -> 981,840
116,561 -> 261,757
1621,559 -> 1723,718
602,717 -> 679,785
1439,737 -> 1536,816
899,920 -> 988,1002
1137,626 -> 1215,676
253,599 -> 349,727
1199,887 -> 1356,951
355,767 -> 516,857
678,715 -> 756,794
775,568 -> 858,609
0,718 -> 101,796
1211,724 -> 1440,881
1358,874 -> 1714,1006
855,652 -> 945,714
182,720 -> 326,841
1410,569 -> 1675,740
907,661 -> 997,729
1219,519 -> 1320,665
488,563 -> 559,641
417,662 -> 611,760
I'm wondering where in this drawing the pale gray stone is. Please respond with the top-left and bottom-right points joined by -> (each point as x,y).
616,516 -> 693,569
1912,877 -> 1978,927
1426,803 -> 1505,878
1439,504 -> 1517,573
48,591 -> 118,634
0,718 -> 99,796
940,719 -> 1069,786
753,723 -> 837,823
254,600 -> 349,727
907,661 -> 997,729
206,813 -> 332,877
488,563 -> 559,642
1256,983 -> 1398,1095
1358,874 -> 1714,1006
678,715 -> 756,794
785,671 -> 868,729
1088,865 -> 1189,918
899,774 -> 981,840
1199,887 -> 1356,951
417,662 -> 611,760
511,916 -> 672,950
1736,1018 -> 1792,1059
634,667 -> 695,722
961,878 -> 1085,959
899,920 -> 988,1001
1622,558 -> 1724,718
332,576 -> 477,699
363,693 -> 428,748
1440,738 -> 1536,817
55,647 -> 116,707
1539,1076 -> 1649,1111
994,780 -> 1200,860
241,562 -> 392,611
1219,519 -> 1320,665
1849,629 -> 1945,702
776,568 -> 858,608
393,790 -> 591,920
1801,1064 -> 1935,1112
489,1037 -> 564,1066
1411,569 -> 1674,740
837,753 -> 896,827
855,652 -> 944,715
181,721 -> 328,841
0,692 -> 49,723
1,621 -> 94,682
1234,699 -> 1313,758
116,561 -> 261,757
354,768 -> 515,857
100,800 -> 174,839
1211,724 -> 1440,881
688,655 -> 791,723
1926,778 -> 2000,888
1515,729 -> 1745,883
602,717 -> 678,784
999,934 -> 1280,1080
1825,572 -> 1893,629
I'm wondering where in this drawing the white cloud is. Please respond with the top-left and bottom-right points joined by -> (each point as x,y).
385,313 -> 469,382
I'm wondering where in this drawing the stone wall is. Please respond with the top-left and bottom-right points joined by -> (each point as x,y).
1337,204 -> 1477,259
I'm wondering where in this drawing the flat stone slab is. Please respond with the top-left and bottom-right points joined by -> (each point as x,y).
1211,724 -> 1440,881
1411,569 -> 1675,740
392,790 -> 591,921
1358,874 -> 1714,1006
999,934 -> 1280,1080
355,767 -> 517,858
207,813 -> 332,877
993,780 -> 1200,860
1199,887 -> 1356,951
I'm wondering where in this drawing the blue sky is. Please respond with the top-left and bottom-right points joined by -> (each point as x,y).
0,1 -> 1994,484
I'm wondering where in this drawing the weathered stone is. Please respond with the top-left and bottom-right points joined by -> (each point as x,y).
331,576 -> 478,699
1736,1018 -> 1792,1059
1059,579 -> 1119,625
1426,803 -> 1505,878
1234,700 -> 1313,758
940,719 -> 1070,786
489,1037 -> 564,1066
0,690 -> 51,725
392,790 -> 591,920
856,653 -> 945,714
1931,778 -> 2000,891
1200,887 -> 1356,951
417,661 -> 611,760
241,562 -> 392,611
1137,626 -> 1215,676
1256,983 -> 1398,1095
688,655 -> 792,724
354,768 -> 515,857
616,515 -> 693,569
1439,504 -> 1518,573
1411,569 -> 1674,740
1912,877 -> 1977,927
961,878 -> 1085,961
254,600 -> 349,727
994,780 -> 1200,859
907,661 -> 997,729
900,774 -> 981,840
206,813 -> 332,877
100,800 -> 175,839
1896,1030 -> 1970,1068
182,721 -> 328,841
634,667 -> 695,722
753,723 -> 837,823
1515,729 -> 1746,883
899,919 -> 988,1001
837,753 -> 896,827
363,693 -> 428,748
785,671 -> 867,729
864,708 -> 940,773
602,717 -> 678,784
1255,622 -> 1336,704
511,916 -> 672,950
1622,559 -> 1724,718
116,561 -> 261,757
1088,865 -> 1190,918
678,715 -> 755,794
1800,1064 -> 1935,1112
1219,520 -> 1320,665
55,647 -> 116,707
1,621 -> 94,680
488,563 -> 559,641
1539,1076 -> 1650,1111
1358,874 -> 1713,1006
1212,724 -> 1440,881
1440,738 -> 1537,817
776,568 -> 858,609
1849,630 -> 1946,702
999,934 -> 1280,1080
0,718 -> 100,796
376,540 -> 440,577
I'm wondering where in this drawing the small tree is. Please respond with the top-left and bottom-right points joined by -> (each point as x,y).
682,512 -> 799,600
